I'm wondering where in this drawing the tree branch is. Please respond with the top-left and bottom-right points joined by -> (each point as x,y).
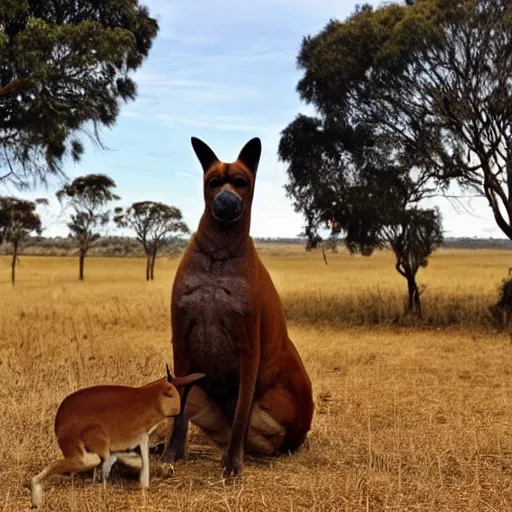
0,80 -> 23,96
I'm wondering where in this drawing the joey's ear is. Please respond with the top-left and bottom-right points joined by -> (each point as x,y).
172,372 -> 206,388
237,137 -> 261,175
174,373 -> 206,416
191,137 -> 220,173
166,363 -> 173,383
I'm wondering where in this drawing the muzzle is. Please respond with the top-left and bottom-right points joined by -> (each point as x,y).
211,189 -> 243,223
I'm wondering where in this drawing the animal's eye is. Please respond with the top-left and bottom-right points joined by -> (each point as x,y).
208,178 -> 222,189
234,177 -> 249,188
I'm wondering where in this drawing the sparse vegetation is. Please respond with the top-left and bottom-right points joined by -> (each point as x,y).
488,271 -> 512,339
2,246 -> 512,511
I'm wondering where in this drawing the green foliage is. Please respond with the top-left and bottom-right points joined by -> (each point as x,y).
294,0 -> 512,240
385,207 -> 444,277
0,195 -> 45,283
56,174 -> 120,255
279,4 -> 449,314
0,0 -> 158,189
115,201 -> 189,280
0,196 -> 43,246
115,201 -> 189,249
278,113 -> 443,273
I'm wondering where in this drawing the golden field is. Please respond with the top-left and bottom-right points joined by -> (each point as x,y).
1,245 -> 512,511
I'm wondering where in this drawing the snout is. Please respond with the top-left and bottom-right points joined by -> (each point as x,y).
212,189 -> 243,223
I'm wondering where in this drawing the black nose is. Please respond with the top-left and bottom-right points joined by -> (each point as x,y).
212,190 -> 242,222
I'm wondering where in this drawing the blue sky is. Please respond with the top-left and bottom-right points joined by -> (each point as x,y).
8,0 -> 509,239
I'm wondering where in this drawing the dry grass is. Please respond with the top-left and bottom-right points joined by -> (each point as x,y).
1,247 -> 512,511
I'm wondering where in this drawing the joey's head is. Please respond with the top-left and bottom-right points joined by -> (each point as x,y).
159,364 -> 206,418
191,137 -> 262,226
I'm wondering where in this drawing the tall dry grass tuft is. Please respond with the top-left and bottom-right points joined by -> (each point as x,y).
267,247 -> 510,328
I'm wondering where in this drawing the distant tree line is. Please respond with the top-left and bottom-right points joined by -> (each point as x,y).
0,0 -> 198,285
0,173 -> 189,284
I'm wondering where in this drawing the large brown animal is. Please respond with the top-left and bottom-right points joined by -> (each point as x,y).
161,137 -> 314,476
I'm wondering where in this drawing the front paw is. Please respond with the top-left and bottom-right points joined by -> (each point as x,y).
157,462 -> 175,479
221,451 -> 243,478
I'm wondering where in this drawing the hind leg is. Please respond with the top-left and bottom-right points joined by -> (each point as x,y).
246,385 -> 313,457
246,402 -> 286,456
31,452 -> 101,508
187,387 -> 232,450
101,454 -> 117,481
81,427 -> 115,486
114,451 -> 142,471
178,389 -> 286,462
186,386 -> 309,458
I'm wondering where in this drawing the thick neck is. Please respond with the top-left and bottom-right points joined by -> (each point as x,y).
194,208 -> 251,260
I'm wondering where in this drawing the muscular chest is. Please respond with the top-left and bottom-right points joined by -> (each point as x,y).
175,258 -> 252,322
172,254 -> 252,381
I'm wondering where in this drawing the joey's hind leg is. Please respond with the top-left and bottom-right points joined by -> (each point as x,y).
114,451 -> 142,471
81,426 -> 114,487
101,454 -> 117,480
31,452 -> 101,509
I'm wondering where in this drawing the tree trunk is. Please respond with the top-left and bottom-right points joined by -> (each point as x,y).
0,79 -> 22,96
145,253 -> 151,281
320,243 -> 328,265
507,141 -> 512,216
406,274 -> 422,317
11,241 -> 18,286
150,248 -> 157,280
395,261 -> 422,318
79,249 -> 86,281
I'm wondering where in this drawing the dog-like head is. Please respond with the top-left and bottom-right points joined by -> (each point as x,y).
191,137 -> 262,225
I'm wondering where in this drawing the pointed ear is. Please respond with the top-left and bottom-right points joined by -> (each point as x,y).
237,137 -> 262,174
166,363 -> 173,383
191,137 -> 219,173
172,372 -> 206,388
173,373 -> 206,416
